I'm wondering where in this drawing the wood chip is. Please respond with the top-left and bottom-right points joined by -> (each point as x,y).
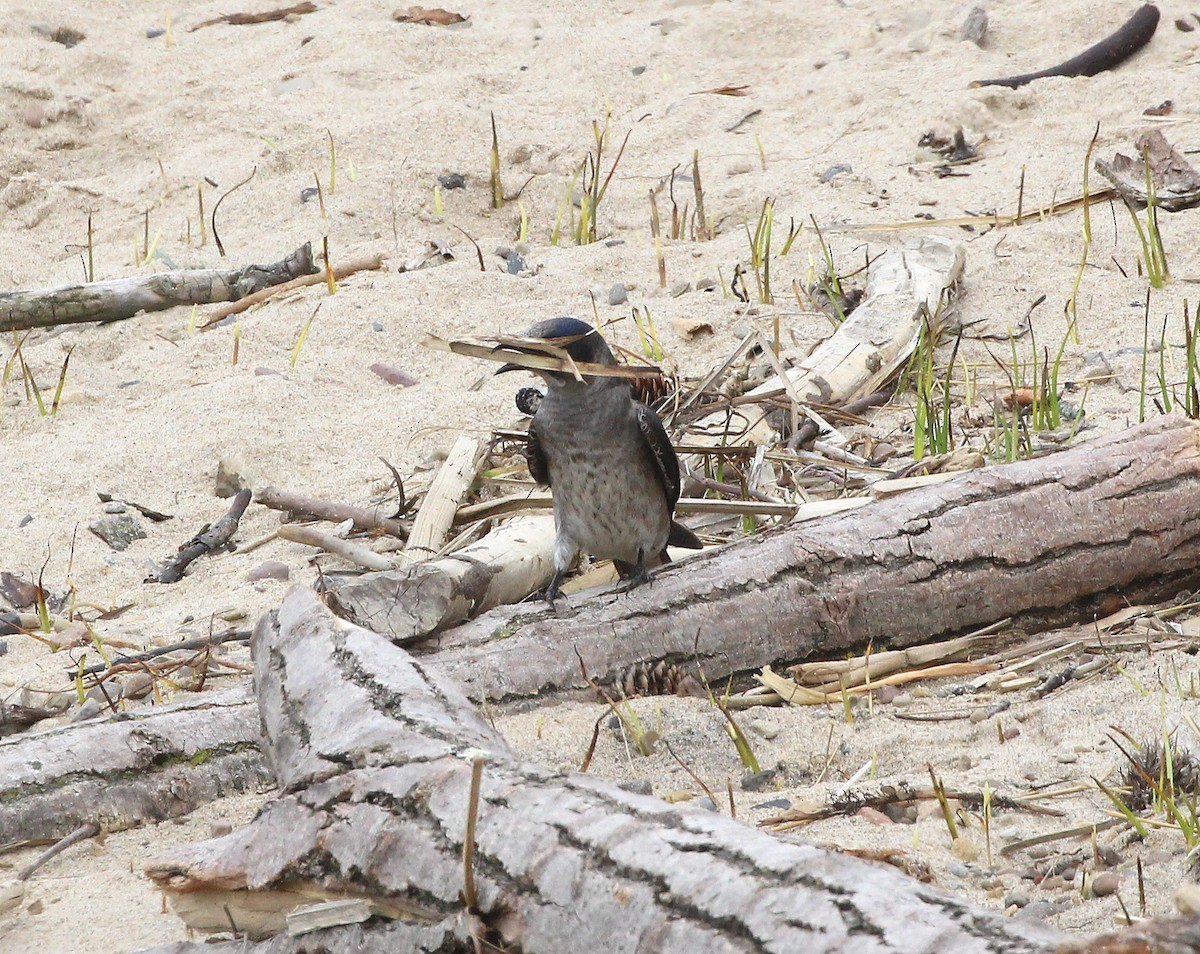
393,6 -> 468,25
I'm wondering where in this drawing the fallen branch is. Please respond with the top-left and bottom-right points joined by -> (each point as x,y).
255,485 -> 407,538
0,244 -> 317,333
277,524 -> 393,571
190,1 -> 317,30
202,252 -> 385,326
971,3 -> 1159,89
148,490 -> 252,584
16,821 -> 100,881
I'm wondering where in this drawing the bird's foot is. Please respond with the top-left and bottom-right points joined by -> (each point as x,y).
611,559 -> 652,594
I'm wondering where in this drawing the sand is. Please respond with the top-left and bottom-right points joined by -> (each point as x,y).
2,0 -> 1199,950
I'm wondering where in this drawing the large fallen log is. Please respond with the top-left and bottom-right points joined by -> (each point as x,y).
9,417 -> 1200,842
0,243 -> 317,332
0,686 -> 269,843
141,587 -> 1069,954
420,415 -> 1200,702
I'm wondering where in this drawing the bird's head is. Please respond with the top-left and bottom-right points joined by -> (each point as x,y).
496,316 -> 617,387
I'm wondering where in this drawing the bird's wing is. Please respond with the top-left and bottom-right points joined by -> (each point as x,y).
525,416 -> 551,486
635,402 -> 681,508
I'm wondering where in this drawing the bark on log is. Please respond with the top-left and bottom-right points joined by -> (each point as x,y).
0,243 -> 317,332
142,587 -> 1067,953
417,416 -> 1200,703
0,686 -> 269,843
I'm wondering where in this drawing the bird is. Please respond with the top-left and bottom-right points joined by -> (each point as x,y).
498,316 -> 703,603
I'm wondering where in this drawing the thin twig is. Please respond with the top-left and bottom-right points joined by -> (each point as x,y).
17,821 -> 100,881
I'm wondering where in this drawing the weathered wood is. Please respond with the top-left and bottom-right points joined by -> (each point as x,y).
142,588 -> 1067,953
686,236 -> 964,454
0,686 -> 268,842
0,244 -> 317,333
330,515 -> 556,642
420,416 -> 1200,703
402,434 -> 484,560
149,489 -> 252,584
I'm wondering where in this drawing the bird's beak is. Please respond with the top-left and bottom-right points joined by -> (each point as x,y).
495,362 -> 523,375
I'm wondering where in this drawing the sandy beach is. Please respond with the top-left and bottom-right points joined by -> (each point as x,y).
2,1 -> 1200,949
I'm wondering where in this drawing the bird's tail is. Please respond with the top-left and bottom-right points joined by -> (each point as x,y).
667,520 -> 703,550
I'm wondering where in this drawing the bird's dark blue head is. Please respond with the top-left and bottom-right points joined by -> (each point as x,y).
497,316 -> 616,381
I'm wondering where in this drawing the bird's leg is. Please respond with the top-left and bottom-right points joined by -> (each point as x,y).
543,570 -> 564,606
612,550 -> 652,593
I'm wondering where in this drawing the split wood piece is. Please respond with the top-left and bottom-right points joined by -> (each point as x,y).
329,515 -> 556,643
454,491 -> 800,524
971,4 -> 1159,89
0,686 -> 268,843
202,252 -> 385,326
255,485 -> 407,538
149,489 -> 252,584
141,587 -> 1066,953
744,235 -> 964,408
276,524 -> 393,571
420,416 -> 1200,703
0,244 -> 316,334
402,434 -> 484,561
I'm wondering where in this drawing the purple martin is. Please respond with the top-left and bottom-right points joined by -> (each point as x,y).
499,316 -> 702,602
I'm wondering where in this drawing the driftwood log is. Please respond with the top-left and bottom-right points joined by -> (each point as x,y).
419,415 -> 1200,702
0,686 -> 268,843
0,243 -> 317,333
141,587 -> 1070,953
7,417 -> 1200,842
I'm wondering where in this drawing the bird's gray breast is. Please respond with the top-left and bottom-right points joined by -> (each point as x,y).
534,384 -> 670,564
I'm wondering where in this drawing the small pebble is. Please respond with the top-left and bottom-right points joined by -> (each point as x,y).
1004,890 -> 1031,909
608,282 -> 628,306
751,797 -> 790,811
1055,752 -> 1078,764
19,515 -> 33,528
998,827 -> 1022,842
745,718 -> 779,740
957,6 -> 988,45
371,321 -> 384,332
89,514 -> 147,551
617,779 -> 654,796
23,104 -> 46,128
1095,844 -> 1121,868
145,26 -> 166,38
438,173 -> 467,190
1091,872 -> 1121,897
299,186 -> 320,203
72,697 -> 102,722
274,75 -> 314,95
369,362 -> 419,388
215,454 -> 255,498
695,276 -> 717,292
631,65 -> 646,75
247,560 -> 289,582
0,639 -> 7,656
210,820 -> 234,838
856,806 -> 892,825
669,280 -> 691,298
819,163 -> 852,183
694,797 -> 718,812
947,862 -> 971,878
505,250 -> 527,275
740,768 -> 777,792
254,367 -> 283,377
1017,900 -> 1068,921
103,500 -> 127,514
